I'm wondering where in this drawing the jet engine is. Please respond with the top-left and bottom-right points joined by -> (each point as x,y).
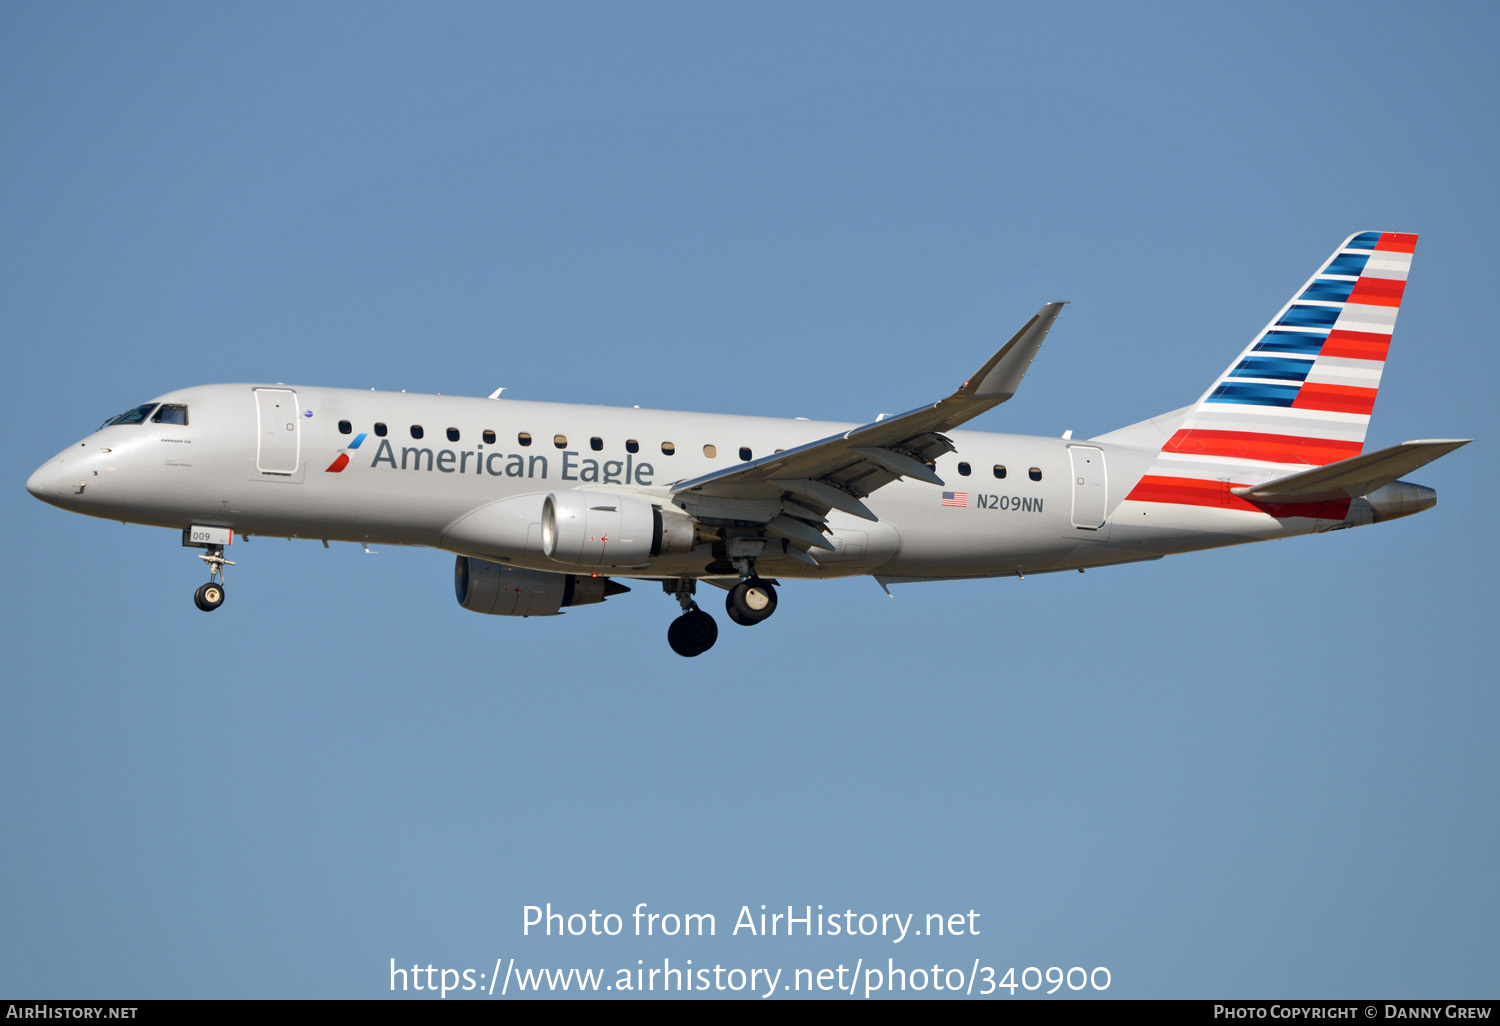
454,557 -> 629,617
540,490 -> 697,567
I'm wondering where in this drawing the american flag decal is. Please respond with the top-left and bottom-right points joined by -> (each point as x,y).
941,491 -> 967,507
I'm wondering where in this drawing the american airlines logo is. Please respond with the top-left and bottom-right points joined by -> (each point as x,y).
324,433 -> 367,472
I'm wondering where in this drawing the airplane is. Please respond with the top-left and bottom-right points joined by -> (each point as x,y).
26,231 -> 1469,657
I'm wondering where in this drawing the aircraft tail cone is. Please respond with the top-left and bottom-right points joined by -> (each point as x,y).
1365,481 -> 1436,522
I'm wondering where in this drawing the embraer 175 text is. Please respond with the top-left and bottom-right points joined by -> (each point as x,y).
28,232 -> 1469,656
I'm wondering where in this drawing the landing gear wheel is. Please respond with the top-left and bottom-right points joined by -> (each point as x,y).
194,582 -> 225,612
726,579 -> 777,626
667,608 -> 718,657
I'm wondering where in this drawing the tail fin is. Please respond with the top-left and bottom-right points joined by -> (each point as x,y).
1155,231 -> 1416,473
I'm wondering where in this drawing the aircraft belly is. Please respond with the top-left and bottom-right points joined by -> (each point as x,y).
1102,502 -> 1329,557
214,465 -> 474,544
879,496 -> 1072,577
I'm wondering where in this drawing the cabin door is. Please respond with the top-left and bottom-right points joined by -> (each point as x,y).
254,388 -> 301,476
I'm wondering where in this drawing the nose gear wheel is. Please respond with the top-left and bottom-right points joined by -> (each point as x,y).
193,543 -> 234,612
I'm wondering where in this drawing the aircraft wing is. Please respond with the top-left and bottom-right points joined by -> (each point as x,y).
668,303 -> 1065,549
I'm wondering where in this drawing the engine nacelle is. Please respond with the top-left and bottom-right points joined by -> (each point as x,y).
540,490 -> 697,568
454,557 -> 628,617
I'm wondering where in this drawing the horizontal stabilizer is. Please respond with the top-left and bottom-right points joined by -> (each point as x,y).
1230,439 -> 1470,502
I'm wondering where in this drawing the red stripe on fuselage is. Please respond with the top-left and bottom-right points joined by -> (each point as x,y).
325,453 -> 350,473
1292,383 -> 1378,415
1125,475 -> 1351,520
1163,429 -> 1361,465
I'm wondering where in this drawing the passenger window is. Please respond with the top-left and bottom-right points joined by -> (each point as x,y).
338,420 -> 352,435
993,465 -> 1006,479
410,425 -> 424,439
482,430 -> 496,444
518,432 -> 532,447
590,437 -> 603,451
703,444 -> 717,458
1029,467 -> 1042,481
626,439 -> 639,454
446,427 -> 460,442
739,447 -> 752,461
374,423 -> 387,437
554,434 -> 568,449
958,462 -> 971,476
152,404 -> 188,426
661,442 -> 676,456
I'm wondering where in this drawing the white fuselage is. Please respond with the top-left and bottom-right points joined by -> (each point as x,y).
27,383 -> 1371,584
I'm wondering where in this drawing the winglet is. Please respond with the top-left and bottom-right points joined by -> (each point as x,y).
954,302 -> 1066,404
667,301 -> 1066,527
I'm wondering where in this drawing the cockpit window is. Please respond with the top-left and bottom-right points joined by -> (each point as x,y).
152,404 -> 188,425
101,403 -> 157,428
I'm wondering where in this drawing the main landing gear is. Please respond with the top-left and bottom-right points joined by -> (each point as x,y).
725,577 -> 777,626
664,560 -> 780,657
193,543 -> 233,612
665,579 -> 718,658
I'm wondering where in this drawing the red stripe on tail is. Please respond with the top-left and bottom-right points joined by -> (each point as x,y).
1163,429 -> 1362,465
1320,329 -> 1390,361
1292,384 -> 1378,415
1346,276 -> 1406,307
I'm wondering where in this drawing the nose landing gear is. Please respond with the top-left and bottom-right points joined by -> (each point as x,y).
193,543 -> 234,613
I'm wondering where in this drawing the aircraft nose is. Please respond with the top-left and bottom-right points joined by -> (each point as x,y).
27,463 -> 54,499
26,458 -> 70,504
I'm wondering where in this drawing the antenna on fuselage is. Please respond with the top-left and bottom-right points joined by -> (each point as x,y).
488,387 -> 506,399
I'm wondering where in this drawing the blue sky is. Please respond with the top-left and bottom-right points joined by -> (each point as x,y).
4,1 -> 1496,1000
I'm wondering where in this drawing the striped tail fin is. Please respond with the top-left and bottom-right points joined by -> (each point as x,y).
1162,232 -> 1413,465
1121,231 -> 1417,518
